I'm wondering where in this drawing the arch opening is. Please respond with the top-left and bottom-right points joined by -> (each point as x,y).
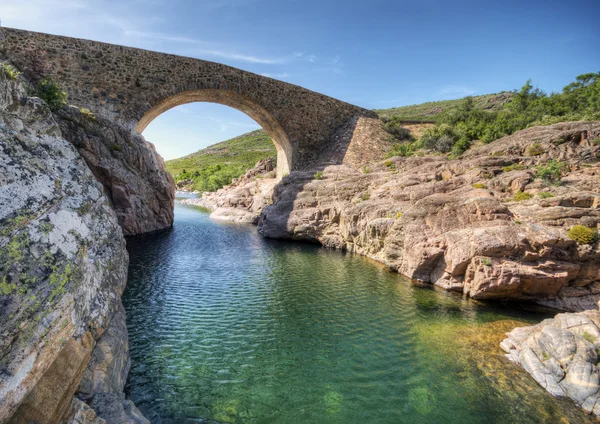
135,90 -> 292,178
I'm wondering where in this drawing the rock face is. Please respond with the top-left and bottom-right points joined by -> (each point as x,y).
0,69 -> 145,423
55,107 -> 175,236
502,309 -> 600,416
180,158 -> 278,224
255,121 -> 600,307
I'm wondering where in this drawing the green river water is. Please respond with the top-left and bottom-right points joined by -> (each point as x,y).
123,202 -> 592,423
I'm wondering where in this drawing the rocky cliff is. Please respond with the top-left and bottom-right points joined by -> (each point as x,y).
0,69 -> 151,423
190,121 -> 600,309
258,121 -> 600,308
55,108 -> 174,236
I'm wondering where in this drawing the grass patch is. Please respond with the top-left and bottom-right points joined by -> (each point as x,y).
313,171 -> 324,180
527,142 -> 544,156
79,107 -> 96,121
472,183 -> 487,189
538,191 -> 555,199
513,191 -> 533,202
2,63 -> 21,80
582,331 -> 596,344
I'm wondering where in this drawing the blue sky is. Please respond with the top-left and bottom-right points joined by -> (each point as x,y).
3,0 -> 599,159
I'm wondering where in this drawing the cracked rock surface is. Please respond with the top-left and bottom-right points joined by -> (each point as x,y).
502,309 -> 600,416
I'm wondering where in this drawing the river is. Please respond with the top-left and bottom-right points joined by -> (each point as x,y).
122,200 -> 592,423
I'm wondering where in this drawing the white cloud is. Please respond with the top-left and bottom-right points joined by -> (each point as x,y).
437,84 -> 476,98
123,30 -> 206,45
192,49 -> 285,64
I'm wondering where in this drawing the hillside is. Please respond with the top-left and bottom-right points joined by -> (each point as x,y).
166,93 -> 512,191
375,92 -> 514,122
167,71 -> 600,192
165,129 -> 276,192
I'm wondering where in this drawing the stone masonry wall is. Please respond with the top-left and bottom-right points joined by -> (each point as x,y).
0,28 -> 378,172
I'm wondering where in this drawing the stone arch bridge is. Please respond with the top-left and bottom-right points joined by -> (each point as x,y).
1,28 -> 385,176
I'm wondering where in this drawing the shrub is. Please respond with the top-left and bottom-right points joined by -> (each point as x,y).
396,211 -> 403,219
419,124 -> 457,153
591,137 -> 600,146
313,171 -> 324,180
361,166 -> 371,174
536,160 -> 568,185
383,160 -> 395,169
79,107 -> 96,121
513,191 -> 533,202
2,64 -> 21,80
381,116 -> 413,141
567,225 -> 597,244
472,183 -> 487,189
481,257 -> 492,266
527,142 -> 544,156
37,78 -> 67,111
387,142 -> 415,158
538,191 -> 555,199
360,192 -> 371,201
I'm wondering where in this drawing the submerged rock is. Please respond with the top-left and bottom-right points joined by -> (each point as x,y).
502,308 -> 600,416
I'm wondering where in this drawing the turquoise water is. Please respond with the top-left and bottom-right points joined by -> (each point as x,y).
123,203 -> 592,423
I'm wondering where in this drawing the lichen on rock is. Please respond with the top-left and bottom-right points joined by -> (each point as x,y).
0,66 -> 138,423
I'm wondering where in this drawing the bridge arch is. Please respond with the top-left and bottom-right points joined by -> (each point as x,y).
135,89 -> 292,178
1,27 -> 385,173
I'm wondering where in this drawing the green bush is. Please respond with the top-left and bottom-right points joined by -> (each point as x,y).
536,160 -> 568,185
37,78 -> 67,111
472,183 -> 487,189
513,191 -> 533,202
383,160 -> 395,169
313,171 -> 324,180
381,116 -> 413,142
567,225 -> 597,244
79,107 -> 96,121
2,64 -> 21,80
362,166 -> 371,174
402,72 -> 600,156
387,142 -> 415,158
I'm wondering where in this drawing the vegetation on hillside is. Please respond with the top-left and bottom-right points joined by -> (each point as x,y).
376,92 -> 514,122
381,72 -> 600,158
165,130 -> 276,192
